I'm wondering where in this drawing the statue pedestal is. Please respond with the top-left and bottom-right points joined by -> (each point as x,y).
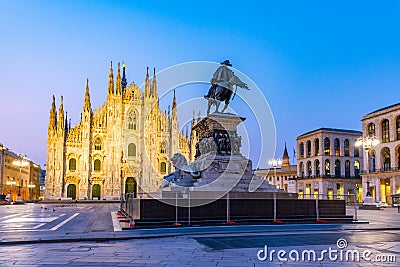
363,196 -> 374,205
190,112 -> 281,193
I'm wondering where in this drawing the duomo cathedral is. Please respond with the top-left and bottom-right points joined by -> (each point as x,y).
45,62 -> 197,200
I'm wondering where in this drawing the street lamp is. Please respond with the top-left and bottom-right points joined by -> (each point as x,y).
268,158 -> 282,189
12,155 -> 29,202
355,136 -> 379,205
28,182 -> 36,200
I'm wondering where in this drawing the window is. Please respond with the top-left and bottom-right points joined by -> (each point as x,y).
334,138 -> 340,156
128,143 -> 136,157
335,159 -> 341,177
354,160 -> 360,178
325,159 -> 330,176
345,160 -> 350,178
382,119 -> 389,143
299,143 -> 304,158
314,138 -> 320,156
344,139 -> 350,156
396,117 -> 400,140
324,138 -> 330,155
269,177 -> 272,182
368,123 -> 375,137
160,141 -> 167,154
306,140 -> 311,157
94,159 -> 101,171
382,147 -> 391,171
94,137 -> 102,150
299,162 -> 304,177
307,161 -> 312,177
128,110 -> 137,130
315,159 -> 320,177
160,162 -> 167,173
69,158 -> 76,171
369,151 -> 376,172
397,147 -> 400,170
277,177 -> 280,181
354,145 -> 360,157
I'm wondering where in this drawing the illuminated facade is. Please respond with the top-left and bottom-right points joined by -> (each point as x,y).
0,144 -> 41,201
361,103 -> 400,205
45,62 -> 190,200
296,128 -> 363,202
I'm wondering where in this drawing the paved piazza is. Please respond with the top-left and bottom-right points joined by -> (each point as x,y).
0,203 -> 399,266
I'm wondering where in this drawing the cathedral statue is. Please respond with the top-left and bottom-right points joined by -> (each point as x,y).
161,153 -> 201,188
204,60 -> 249,114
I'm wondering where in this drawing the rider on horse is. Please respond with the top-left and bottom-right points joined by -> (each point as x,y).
204,60 -> 248,114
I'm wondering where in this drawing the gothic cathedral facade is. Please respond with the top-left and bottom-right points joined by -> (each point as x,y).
45,62 -> 192,200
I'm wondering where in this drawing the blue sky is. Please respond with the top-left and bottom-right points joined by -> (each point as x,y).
1,0 -> 400,167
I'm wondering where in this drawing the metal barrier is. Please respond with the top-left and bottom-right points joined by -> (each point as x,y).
120,192 -> 357,226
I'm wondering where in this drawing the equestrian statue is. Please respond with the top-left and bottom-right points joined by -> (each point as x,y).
204,60 -> 249,114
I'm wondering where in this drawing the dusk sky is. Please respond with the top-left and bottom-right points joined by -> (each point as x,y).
1,0 -> 400,168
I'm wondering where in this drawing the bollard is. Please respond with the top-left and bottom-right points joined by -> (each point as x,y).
353,193 -> 358,221
174,192 -> 180,227
188,191 -> 191,226
316,195 -> 319,221
226,193 -> 234,225
273,193 -> 276,221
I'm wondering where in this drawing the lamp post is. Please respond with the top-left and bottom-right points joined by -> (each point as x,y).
268,158 -> 282,189
12,155 -> 29,202
355,136 -> 379,205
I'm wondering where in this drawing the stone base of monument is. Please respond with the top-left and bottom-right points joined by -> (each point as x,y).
359,196 -> 380,210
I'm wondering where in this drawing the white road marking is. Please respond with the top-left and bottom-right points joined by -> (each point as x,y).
0,214 -> 22,220
4,216 -> 62,223
50,213 -> 80,231
111,212 -> 122,232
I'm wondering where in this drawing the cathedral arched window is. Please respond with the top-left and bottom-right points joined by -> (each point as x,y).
324,159 -> 330,176
314,138 -> 320,156
381,119 -> 389,143
397,146 -> 400,170
160,141 -> 167,154
368,123 -> 375,137
334,138 -> 340,156
344,139 -> 350,156
369,151 -> 376,172
128,110 -> 137,130
324,138 -> 330,155
160,162 -> 167,173
69,158 -> 76,171
299,162 -> 304,177
94,159 -> 101,171
94,137 -> 102,150
315,159 -> 320,177
128,143 -> 136,157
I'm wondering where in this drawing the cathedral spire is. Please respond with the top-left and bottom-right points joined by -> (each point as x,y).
108,61 -> 114,95
116,62 -> 122,95
282,142 -> 290,167
49,95 -> 57,129
145,67 -> 150,97
65,111 -> 69,133
121,62 -> 127,91
152,67 -> 157,97
172,90 -> 177,110
58,95 -> 65,132
84,79 -> 91,112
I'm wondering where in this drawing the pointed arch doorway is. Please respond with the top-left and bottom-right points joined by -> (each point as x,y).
125,177 -> 137,197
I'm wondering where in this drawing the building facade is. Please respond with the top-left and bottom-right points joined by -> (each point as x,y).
254,144 -> 297,192
45,62 -> 191,200
296,128 -> 363,202
361,103 -> 400,205
0,144 -> 41,201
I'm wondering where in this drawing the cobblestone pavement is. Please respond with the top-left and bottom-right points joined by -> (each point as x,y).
0,204 -> 399,266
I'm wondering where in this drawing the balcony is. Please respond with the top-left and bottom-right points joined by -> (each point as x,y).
296,175 -> 362,180
361,167 -> 400,174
